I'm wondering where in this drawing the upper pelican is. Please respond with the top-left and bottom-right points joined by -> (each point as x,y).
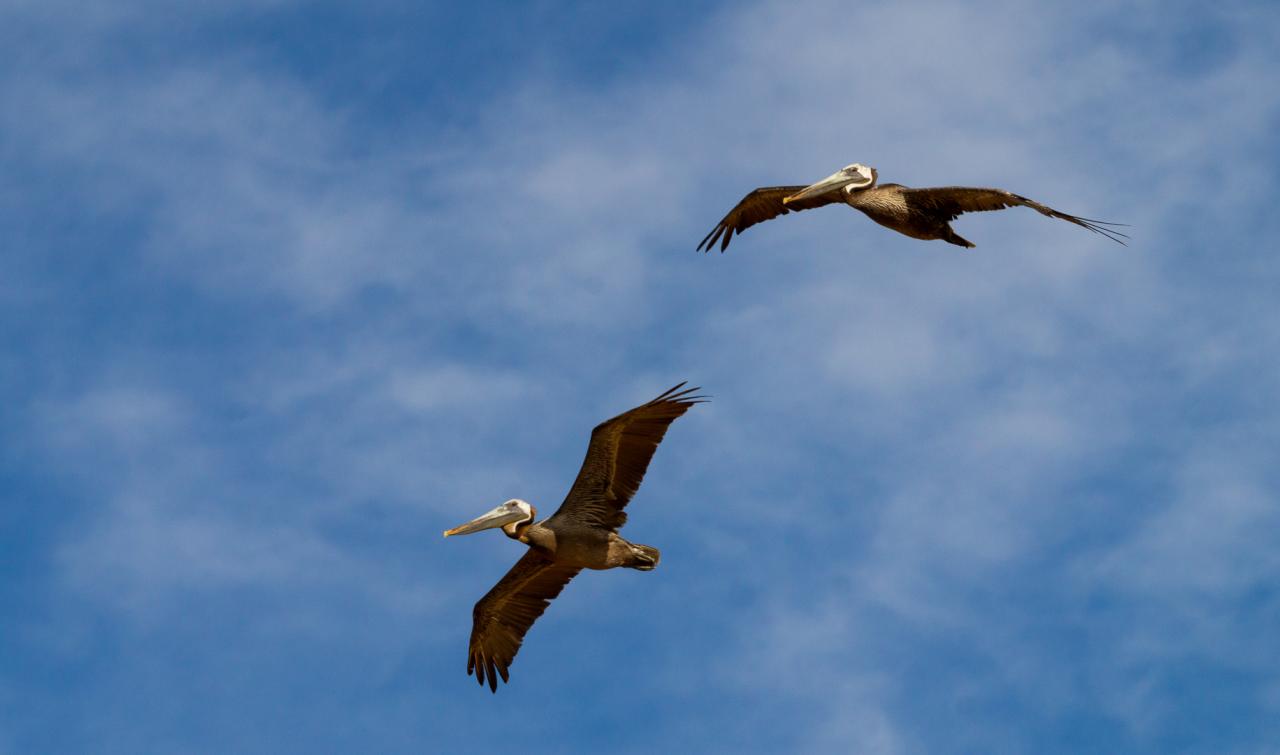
443,383 -> 705,692
697,163 -> 1127,251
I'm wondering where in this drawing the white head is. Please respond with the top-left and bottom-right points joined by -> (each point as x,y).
840,163 -> 875,187
443,498 -> 536,538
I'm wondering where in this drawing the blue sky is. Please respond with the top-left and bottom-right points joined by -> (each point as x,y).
3,1 -> 1279,752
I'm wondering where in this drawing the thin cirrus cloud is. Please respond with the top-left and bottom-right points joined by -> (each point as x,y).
2,0 -> 1279,753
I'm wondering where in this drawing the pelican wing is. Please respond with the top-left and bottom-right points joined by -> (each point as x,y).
697,186 -> 844,252
549,383 -> 704,529
903,187 -> 1128,244
468,549 -> 582,692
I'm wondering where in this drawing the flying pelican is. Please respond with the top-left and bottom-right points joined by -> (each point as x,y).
443,383 -> 704,692
697,163 -> 1127,252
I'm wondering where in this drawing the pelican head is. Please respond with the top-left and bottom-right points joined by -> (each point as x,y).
784,163 -> 876,204
443,498 -> 536,538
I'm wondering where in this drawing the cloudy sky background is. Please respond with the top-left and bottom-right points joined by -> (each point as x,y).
3,1 -> 1279,752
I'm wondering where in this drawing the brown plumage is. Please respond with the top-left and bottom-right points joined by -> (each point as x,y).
445,383 -> 705,692
697,164 -> 1128,252
465,551 -> 580,692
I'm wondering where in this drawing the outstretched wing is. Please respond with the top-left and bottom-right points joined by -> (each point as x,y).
548,383 -> 705,530
467,549 -> 582,692
903,187 -> 1129,244
697,186 -> 845,252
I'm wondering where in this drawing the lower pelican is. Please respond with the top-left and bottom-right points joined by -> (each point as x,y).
443,383 -> 705,691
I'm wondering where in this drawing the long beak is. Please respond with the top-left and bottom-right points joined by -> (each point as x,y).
784,171 -> 862,204
443,504 -> 526,537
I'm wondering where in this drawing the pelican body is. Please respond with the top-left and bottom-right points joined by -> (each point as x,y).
443,383 -> 704,692
447,499 -> 662,571
697,163 -> 1127,252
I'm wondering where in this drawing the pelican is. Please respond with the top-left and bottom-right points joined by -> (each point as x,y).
697,163 -> 1127,251
443,383 -> 704,692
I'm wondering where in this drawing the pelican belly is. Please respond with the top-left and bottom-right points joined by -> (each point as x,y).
865,212 -> 944,241
851,189 -> 948,241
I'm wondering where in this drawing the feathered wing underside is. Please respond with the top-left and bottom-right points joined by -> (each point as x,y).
697,186 -> 844,252
467,549 -> 582,692
550,383 -> 705,529
903,187 -> 1129,244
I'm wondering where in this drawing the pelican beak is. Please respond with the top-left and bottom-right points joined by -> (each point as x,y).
443,503 -> 527,537
784,170 -> 863,204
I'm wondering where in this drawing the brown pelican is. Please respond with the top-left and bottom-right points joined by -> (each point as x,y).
443,383 -> 704,692
697,163 -> 1127,251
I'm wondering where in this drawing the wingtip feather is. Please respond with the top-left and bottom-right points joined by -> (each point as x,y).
651,382 -> 709,406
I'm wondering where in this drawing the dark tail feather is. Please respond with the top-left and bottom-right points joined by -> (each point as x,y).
944,229 -> 976,248
628,544 -> 661,570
